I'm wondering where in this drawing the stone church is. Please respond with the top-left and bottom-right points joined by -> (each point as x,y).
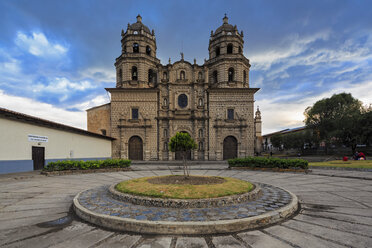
87,15 -> 262,161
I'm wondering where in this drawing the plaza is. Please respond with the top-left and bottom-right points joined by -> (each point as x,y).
1,165 -> 371,247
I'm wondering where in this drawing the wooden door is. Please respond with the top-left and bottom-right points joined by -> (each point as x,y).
223,136 -> 237,160
32,146 -> 45,170
128,136 -> 143,160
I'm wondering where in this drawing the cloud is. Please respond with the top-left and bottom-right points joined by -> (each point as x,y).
250,30 -> 331,71
33,77 -> 96,93
15,31 -> 68,58
72,94 -> 110,111
0,90 -> 86,129
79,67 -> 116,83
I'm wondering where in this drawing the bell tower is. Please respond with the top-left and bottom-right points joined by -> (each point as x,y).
206,15 -> 250,88
115,15 -> 160,88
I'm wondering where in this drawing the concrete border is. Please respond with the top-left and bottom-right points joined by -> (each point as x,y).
108,183 -> 262,208
73,186 -> 298,235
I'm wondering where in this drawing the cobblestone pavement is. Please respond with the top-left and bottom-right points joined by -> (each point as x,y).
0,166 -> 372,247
78,183 -> 291,222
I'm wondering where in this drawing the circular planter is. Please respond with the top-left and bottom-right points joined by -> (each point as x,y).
109,183 -> 262,208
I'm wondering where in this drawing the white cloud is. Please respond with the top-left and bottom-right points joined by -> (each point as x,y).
0,90 -> 86,129
250,30 -> 331,70
258,80 -> 372,134
72,94 -> 110,111
15,31 -> 68,57
33,77 -> 96,93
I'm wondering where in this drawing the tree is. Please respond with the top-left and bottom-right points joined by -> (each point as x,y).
304,93 -> 363,154
270,134 -> 282,150
168,132 -> 197,177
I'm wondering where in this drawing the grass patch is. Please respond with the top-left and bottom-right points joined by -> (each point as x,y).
115,175 -> 253,199
309,160 -> 372,169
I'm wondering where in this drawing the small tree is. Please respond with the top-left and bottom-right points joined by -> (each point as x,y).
168,132 -> 197,177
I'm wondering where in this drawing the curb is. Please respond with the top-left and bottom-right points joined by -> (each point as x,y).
73,186 -> 298,235
41,167 -> 132,176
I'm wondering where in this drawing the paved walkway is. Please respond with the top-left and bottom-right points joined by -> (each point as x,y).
0,166 -> 372,247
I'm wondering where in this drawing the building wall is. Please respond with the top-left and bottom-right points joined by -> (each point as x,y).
0,117 -> 112,174
87,103 -> 111,136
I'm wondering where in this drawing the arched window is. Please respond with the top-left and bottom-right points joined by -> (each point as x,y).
199,129 -> 203,138
213,70 -> 218,84
146,45 -> 151,56
163,72 -> 168,80
198,98 -> 203,106
164,129 -> 168,138
123,46 -> 127,53
215,47 -> 220,57
131,66 -> 138,80
180,70 -> 186,80
133,31 -> 138,35
118,69 -> 122,82
228,68 -> 234,81
198,72 -> 203,80
148,69 -> 153,83
239,46 -> 242,54
163,98 -> 168,106
227,43 -> 233,54
133,43 -> 139,53
243,70 -> 247,83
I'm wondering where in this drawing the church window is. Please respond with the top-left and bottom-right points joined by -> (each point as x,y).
131,66 -> 138,80
163,71 -> 168,80
227,109 -> 234,120
199,142 -> 204,151
198,72 -> 203,80
243,70 -> 247,83
118,69 -> 122,82
164,129 -> 168,138
213,70 -> 218,84
239,46 -> 242,54
133,43 -> 139,53
227,32 -> 232,35
199,129 -> 204,138
227,43 -> 233,54
123,46 -> 127,53
148,69 -> 154,83
133,31 -> 138,35
178,94 -> 188,108
146,45 -> 151,56
215,47 -> 220,57
180,70 -> 186,80
228,68 -> 234,81
132,108 -> 139,120
198,98 -> 203,106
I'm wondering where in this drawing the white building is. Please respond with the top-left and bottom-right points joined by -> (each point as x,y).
0,108 -> 113,174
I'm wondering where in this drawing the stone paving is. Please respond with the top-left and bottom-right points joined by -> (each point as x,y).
78,183 -> 291,222
0,165 -> 372,247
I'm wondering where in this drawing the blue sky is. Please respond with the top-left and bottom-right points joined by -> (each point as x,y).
0,0 -> 371,133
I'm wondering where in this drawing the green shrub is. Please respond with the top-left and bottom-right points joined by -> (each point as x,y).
44,159 -> 131,171
228,157 -> 308,169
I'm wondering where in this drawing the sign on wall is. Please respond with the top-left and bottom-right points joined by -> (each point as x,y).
28,134 -> 48,142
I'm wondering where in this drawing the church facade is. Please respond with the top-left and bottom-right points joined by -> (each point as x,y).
87,15 -> 262,161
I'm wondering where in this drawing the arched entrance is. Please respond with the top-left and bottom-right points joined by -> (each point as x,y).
128,136 -> 143,160
175,131 -> 192,160
223,136 -> 238,160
